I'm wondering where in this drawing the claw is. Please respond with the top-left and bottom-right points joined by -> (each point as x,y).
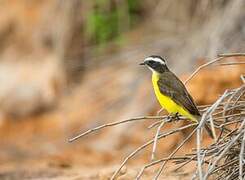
171,112 -> 181,121
174,112 -> 181,120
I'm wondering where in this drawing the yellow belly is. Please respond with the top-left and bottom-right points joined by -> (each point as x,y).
152,72 -> 197,122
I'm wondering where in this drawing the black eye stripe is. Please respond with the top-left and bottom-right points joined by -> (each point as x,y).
148,60 -> 161,65
144,56 -> 168,73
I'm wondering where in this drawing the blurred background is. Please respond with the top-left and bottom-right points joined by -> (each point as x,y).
0,0 -> 244,179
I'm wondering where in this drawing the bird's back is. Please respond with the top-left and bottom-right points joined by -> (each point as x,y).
152,71 -> 200,122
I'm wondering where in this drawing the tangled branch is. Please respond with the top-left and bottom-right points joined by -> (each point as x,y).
69,53 -> 245,179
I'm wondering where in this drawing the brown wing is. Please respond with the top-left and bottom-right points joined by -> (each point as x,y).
157,71 -> 200,116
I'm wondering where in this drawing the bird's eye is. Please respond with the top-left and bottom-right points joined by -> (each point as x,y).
148,61 -> 155,65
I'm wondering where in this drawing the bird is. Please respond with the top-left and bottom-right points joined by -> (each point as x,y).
140,55 -> 213,138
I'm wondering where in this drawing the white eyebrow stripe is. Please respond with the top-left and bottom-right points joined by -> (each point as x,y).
144,57 -> 166,65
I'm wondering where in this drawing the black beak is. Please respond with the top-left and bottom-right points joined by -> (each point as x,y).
139,62 -> 145,65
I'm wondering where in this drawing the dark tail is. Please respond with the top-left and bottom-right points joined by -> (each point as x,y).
195,115 -> 214,139
204,123 -> 214,139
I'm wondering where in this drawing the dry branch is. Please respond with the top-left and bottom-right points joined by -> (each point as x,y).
69,53 -> 245,179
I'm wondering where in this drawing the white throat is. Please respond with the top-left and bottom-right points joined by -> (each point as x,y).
147,66 -> 159,74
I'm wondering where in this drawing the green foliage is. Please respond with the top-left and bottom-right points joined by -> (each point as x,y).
86,0 -> 142,46
127,0 -> 141,25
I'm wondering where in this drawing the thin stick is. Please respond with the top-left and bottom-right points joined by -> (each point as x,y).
218,62 -> 245,66
239,131 -> 245,180
110,139 -> 156,180
148,116 -> 187,129
209,116 -> 217,141
68,52 -> 245,179
111,123 -> 196,180
153,126 -> 198,180
204,119 -> 245,179
205,130 -> 244,179
136,156 -> 194,180
196,128 -> 203,180
157,108 -> 165,116
241,75 -> 245,83
207,90 -> 230,138
147,120 -> 163,129
185,53 -> 245,85
218,53 -> 245,57
220,118 -> 243,128
223,86 -> 243,117
184,56 -> 223,85
68,116 -> 166,142
151,120 -> 165,161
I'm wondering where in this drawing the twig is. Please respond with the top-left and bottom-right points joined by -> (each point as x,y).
115,123 -> 196,180
209,116 -> 217,141
196,128 -> 203,180
136,156 -> 195,180
206,90 -> 231,138
148,116 -> 188,129
68,116 -> 166,142
147,120 -> 163,129
184,56 -> 223,85
218,53 -> 245,57
151,120 -> 165,161
218,62 -> 245,66
239,131 -> 245,180
153,126 -> 198,180
69,52 -> 245,179
185,53 -> 245,85
204,119 -> 245,179
157,108 -> 165,116
241,75 -> 245,83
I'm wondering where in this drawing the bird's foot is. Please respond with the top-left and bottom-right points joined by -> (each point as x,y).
169,113 -> 181,122
174,112 -> 181,120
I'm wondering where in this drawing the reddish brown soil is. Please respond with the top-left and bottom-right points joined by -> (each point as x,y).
0,59 -> 244,179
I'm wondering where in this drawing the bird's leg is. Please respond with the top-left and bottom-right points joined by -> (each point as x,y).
169,112 -> 181,122
167,113 -> 175,122
174,112 -> 181,120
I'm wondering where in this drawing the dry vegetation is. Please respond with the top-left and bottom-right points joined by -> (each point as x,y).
0,0 -> 244,180
69,54 -> 245,179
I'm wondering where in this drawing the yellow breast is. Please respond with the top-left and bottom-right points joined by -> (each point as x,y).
151,72 -> 197,122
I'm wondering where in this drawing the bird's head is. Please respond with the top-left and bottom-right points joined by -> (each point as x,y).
140,55 -> 169,73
